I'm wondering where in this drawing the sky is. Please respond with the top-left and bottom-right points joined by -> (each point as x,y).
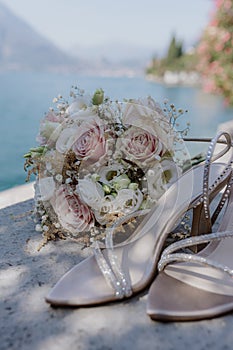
0,0 -> 214,56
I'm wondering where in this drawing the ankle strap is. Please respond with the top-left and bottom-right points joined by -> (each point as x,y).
189,132 -> 233,233
158,213 -> 233,279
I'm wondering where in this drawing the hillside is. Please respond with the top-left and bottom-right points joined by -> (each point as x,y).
0,3 -> 82,72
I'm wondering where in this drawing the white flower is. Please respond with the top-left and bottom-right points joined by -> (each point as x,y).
160,159 -> 182,187
146,164 -> 166,201
146,159 -> 182,201
112,174 -> 131,190
147,169 -> 155,177
35,224 -> 42,232
113,189 -> 143,213
40,121 -> 63,143
98,164 -> 124,184
94,189 -> 143,225
55,174 -> 63,183
70,108 -> 97,121
76,177 -> 105,211
56,128 -> 76,154
37,111 -> 64,145
38,177 -> 55,201
76,174 -> 143,226
66,95 -> 92,115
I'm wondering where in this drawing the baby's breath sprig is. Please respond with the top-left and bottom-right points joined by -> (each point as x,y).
51,94 -> 69,115
163,99 -> 190,138
69,85 -> 85,98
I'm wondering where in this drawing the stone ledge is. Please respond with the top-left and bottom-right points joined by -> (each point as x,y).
0,182 -> 34,209
1,199 -> 233,350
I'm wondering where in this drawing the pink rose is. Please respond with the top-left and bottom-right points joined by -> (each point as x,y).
118,126 -> 164,164
72,121 -> 106,161
51,186 -> 94,234
56,119 -> 107,162
122,102 -> 175,151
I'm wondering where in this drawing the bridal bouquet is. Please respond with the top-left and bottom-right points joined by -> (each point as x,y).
24,86 -> 189,248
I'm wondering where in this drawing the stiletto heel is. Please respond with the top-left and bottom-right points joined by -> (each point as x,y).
46,131 -> 233,306
188,171 -> 231,253
186,137 -> 232,239
147,133 -> 233,322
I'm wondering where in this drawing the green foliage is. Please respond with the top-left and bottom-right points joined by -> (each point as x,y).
146,34 -> 197,77
166,35 -> 183,64
197,0 -> 233,105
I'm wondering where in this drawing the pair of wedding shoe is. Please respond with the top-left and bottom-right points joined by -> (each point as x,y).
46,131 -> 233,322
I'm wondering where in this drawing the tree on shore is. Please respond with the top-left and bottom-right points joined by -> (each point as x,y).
166,35 -> 183,64
146,34 -> 197,77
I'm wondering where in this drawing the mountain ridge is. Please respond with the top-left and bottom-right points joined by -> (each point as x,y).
0,2 -> 83,72
0,3 -> 147,76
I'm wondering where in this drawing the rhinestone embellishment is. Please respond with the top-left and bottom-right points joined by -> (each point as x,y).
158,230 -> 233,278
94,209 -> 149,298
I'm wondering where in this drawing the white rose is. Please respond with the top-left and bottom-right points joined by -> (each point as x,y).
71,108 -> 98,121
113,188 -> 143,213
55,128 -> 76,154
98,164 -> 124,184
66,95 -> 92,115
76,177 -> 105,211
66,97 -> 97,120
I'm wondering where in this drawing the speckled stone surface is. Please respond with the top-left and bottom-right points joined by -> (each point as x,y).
1,199 -> 233,350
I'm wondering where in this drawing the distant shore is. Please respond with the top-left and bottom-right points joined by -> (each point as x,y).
146,70 -> 201,87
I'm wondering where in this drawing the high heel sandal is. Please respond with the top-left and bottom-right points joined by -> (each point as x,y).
147,132 -> 233,322
46,131 -> 232,306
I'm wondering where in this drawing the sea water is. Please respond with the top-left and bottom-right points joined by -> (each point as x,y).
0,71 -> 232,192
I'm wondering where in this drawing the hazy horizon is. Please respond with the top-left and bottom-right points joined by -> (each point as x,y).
0,0 -> 214,61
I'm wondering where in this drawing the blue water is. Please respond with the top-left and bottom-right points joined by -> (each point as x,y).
0,71 -> 233,192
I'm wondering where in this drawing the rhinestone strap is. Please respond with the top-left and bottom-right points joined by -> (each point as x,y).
191,132 -> 233,235
158,230 -> 233,278
202,132 -> 232,222
211,172 -> 233,224
93,209 -> 149,298
158,252 -> 233,278
93,241 -> 125,298
105,227 -> 132,297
